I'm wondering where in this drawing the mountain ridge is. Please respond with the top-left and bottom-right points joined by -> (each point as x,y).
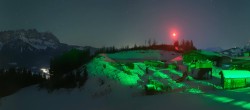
0,29 -> 97,69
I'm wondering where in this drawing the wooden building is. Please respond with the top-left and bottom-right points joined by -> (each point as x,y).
243,52 -> 250,57
183,50 -> 231,67
189,60 -> 213,80
220,70 -> 250,89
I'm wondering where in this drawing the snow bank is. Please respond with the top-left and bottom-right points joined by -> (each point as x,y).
87,56 -> 145,86
1,50 -> 249,110
0,84 -> 247,110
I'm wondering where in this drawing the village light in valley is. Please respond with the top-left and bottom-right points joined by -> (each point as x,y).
41,68 -> 49,74
40,68 -> 50,79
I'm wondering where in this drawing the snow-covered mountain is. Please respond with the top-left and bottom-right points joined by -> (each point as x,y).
0,29 -> 97,68
220,47 -> 243,57
204,47 -> 224,52
0,29 -> 60,51
219,41 -> 250,57
243,40 -> 250,51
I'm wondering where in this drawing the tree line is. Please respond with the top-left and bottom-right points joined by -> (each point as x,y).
40,49 -> 91,91
0,39 -> 197,95
0,68 -> 44,97
95,39 -> 196,54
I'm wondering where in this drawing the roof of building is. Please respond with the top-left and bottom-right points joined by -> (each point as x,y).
171,55 -> 183,62
199,50 -> 222,57
221,70 -> 250,79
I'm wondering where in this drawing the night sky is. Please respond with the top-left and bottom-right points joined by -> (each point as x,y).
1,0 -> 250,49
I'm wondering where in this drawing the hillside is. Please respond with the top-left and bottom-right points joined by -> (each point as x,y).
0,29 -> 97,68
1,50 -> 250,110
87,50 -> 223,92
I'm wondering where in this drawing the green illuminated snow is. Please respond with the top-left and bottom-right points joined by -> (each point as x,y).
222,70 -> 250,78
87,54 -> 186,89
86,50 -> 227,94
87,56 -> 143,86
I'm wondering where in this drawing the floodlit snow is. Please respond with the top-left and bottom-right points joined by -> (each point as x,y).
1,83 -> 250,110
87,55 -> 143,86
2,50 -> 250,110
222,70 -> 250,78
87,50 -> 222,91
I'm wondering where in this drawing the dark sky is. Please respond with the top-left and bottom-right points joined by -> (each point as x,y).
1,0 -> 250,49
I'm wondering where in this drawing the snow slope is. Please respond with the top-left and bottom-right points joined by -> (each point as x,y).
1,50 -> 250,110
87,50 -> 221,92
1,84 -> 250,110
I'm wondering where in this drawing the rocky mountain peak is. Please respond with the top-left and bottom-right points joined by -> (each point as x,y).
0,29 -> 60,50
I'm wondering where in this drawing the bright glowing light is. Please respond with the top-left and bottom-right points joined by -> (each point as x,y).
41,68 -> 49,74
172,33 -> 176,37
171,32 -> 177,41
41,68 -> 50,79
